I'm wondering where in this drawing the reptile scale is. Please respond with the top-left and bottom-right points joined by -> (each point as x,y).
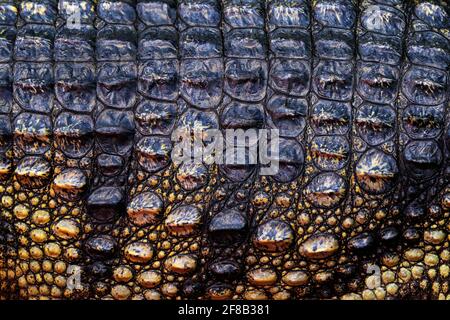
0,0 -> 449,300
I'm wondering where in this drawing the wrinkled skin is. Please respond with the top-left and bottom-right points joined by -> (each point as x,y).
0,0 -> 449,300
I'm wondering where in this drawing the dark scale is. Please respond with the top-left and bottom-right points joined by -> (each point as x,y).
0,0 -> 16,300
340,0 -> 408,299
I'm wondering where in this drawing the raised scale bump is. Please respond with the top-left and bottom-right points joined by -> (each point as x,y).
0,0 -> 449,300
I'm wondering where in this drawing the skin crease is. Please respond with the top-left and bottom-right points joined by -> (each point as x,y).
0,0 -> 449,300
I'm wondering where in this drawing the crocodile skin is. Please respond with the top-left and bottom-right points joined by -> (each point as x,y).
0,0 -> 449,300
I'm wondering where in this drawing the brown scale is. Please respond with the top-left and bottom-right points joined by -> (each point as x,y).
38,0 -> 98,300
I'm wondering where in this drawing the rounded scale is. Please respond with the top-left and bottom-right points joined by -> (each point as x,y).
310,136 -> 350,171
356,103 -> 396,146
403,140 -> 442,180
97,62 -> 137,109
135,136 -> 172,174
225,59 -> 267,102
404,202 -> 426,221
311,100 -> 351,135
177,107 -> 219,135
313,0 -> 356,29
361,4 -> 405,36
52,169 -> 88,201
0,74 -> 14,113
0,65 -> 12,114
96,25 -> 136,61
84,234 -> 118,260
127,192 -> 163,227
402,66 -> 447,106
208,208 -> 248,245
0,3 -> 18,25
208,259 -> 241,280
95,109 -> 135,156
355,148 -> 398,195
179,0 -> 221,26
299,233 -> 340,260
180,58 -> 223,109
180,27 -> 222,58
54,25 -> 96,62
13,112 -> 51,155
347,233 -> 375,253
176,161 -> 208,191
379,226 -> 400,244
220,147 -> 257,182
220,101 -> 265,131
55,62 -> 96,113
138,59 -> 178,101
357,62 -> 399,104
402,104 -> 444,140
124,241 -> 153,264
271,138 -> 304,183
402,227 -> 421,243
14,24 -> 55,62
268,0 -> 310,28
13,62 -> 54,113
51,218 -> 80,241
0,115 -> 11,153
59,0 -> 95,23
304,172 -> 346,208
225,28 -> 266,59
313,60 -> 354,102
165,205 -> 202,237
87,262 -> 111,280
269,28 -> 311,59
269,59 -> 310,97
266,95 -> 307,138
87,186 -> 125,223
164,254 -> 197,274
